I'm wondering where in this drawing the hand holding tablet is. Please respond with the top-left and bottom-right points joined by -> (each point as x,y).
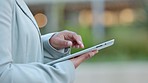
48,39 -> 115,65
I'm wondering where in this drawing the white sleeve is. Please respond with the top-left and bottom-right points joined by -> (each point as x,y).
0,0 -> 75,83
41,33 -> 71,63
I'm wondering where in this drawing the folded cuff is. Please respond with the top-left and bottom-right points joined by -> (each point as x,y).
42,33 -> 71,59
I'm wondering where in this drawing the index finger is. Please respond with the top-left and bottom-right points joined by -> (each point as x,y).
72,34 -> 84,48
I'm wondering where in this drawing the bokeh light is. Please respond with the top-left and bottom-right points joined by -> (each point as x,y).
119,8 -> 135,24
79,10 -> 93,27
104,11 -> 118,26
34,13 -> 48,28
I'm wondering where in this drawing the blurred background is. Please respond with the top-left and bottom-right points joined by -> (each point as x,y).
25,0 -> 148,83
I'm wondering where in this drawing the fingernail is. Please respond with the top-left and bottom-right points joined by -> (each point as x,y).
76,45 -> 79,48
78,40 -> 84,48
96,51 -> 98,53
67,41 -> 72,46
81,44 -> 84,48
90,52 -> 94,57
91,54 -> 95,57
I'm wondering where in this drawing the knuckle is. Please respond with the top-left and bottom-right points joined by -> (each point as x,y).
63,30 -> 78,36
78,35 -> 81,37
78,35 -> 82,39
62,30 -> 70,33
63,30 -> 77,35
71,32 -> 77,35
63,30 -> 69,32
84,54 -> 91,59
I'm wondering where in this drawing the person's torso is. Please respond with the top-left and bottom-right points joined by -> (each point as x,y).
11,0 -> 43,63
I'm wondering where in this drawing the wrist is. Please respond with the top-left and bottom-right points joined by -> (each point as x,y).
49,33 -> 59,50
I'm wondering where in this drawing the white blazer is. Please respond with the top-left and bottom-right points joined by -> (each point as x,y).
0,0 -> 75,83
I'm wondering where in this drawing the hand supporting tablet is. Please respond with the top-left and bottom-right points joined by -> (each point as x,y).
48,39 -> 115,65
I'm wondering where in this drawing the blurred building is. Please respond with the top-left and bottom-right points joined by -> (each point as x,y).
24,0 -> 142,35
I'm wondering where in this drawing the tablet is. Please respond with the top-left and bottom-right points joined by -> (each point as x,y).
48,39 -> 115,65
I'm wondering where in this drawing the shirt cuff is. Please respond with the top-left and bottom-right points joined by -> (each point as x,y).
42,33 -> 71,59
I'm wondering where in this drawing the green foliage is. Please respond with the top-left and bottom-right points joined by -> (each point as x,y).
134,0 -> 148,30
64,25 -> 148,62
103,25 -> 148,62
